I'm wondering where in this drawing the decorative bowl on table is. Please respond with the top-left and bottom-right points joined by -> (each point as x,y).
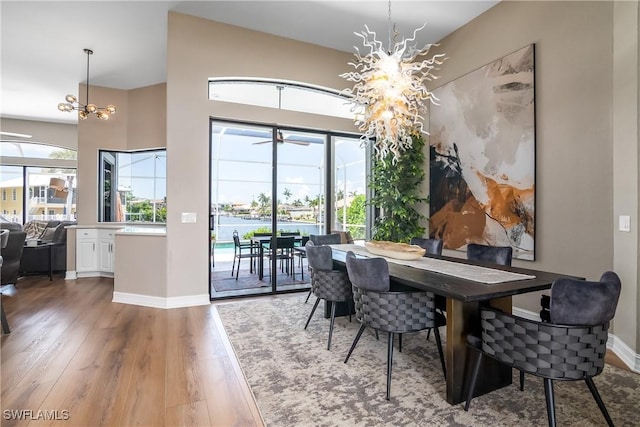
364,240 -> 426,260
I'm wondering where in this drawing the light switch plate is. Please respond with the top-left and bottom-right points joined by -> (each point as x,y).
619,215 -> 631,232
181,212 -> 197,223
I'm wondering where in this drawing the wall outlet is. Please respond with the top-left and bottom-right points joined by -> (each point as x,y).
181,212 -> 197,223
619,215 -> 631,232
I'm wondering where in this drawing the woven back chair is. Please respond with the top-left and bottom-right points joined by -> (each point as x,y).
464,271 -> 622,427
344,251 -> 446,400
303,243 -> 352,350
303,234 -> 342,303
466,243 -> 513,266
309,233 -> 341,246
409,237 -> 443,256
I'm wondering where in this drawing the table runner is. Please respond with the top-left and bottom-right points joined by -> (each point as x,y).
330,244 -> 535,284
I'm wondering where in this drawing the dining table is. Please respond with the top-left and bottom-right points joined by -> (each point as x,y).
328,244 -> 583,405
250,235 -> 303,281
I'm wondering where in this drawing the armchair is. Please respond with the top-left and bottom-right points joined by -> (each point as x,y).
464,271 -> 621,426
19,220 -> 75,276
1,227 -> 26,285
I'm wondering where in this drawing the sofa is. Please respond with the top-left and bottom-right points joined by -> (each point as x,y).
19,220 -> 76,275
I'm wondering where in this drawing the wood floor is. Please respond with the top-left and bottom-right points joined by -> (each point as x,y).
1,275 -> 633,427
1,275 -> 264,427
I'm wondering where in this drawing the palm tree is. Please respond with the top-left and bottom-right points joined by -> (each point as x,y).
283,188 -> 292,204
257,192 -> 270,217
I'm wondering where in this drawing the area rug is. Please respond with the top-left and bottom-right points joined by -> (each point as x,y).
216,295 -> 640,427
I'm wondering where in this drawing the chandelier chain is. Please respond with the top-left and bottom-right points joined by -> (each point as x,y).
387,0 -> 392,52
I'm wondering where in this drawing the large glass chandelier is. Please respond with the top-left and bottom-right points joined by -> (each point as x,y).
341,1 -> 445,163
58,49 -> 116,121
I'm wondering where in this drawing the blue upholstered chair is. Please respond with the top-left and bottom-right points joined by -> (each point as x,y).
464,271 -> 622,427
303,243 -> 352,350
344,251 -> 446,400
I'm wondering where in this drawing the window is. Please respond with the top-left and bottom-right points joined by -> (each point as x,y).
0,143 -> 77,224
209,78 -> 361,119
99,149 -> 166,223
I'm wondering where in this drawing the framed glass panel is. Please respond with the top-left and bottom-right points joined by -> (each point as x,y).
98,149 -> 166,223
333,136 -> 367,241
0,165 -> 24,224
25,166 -> 77,222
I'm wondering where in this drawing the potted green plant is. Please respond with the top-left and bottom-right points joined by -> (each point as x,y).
369,133 -> 428,243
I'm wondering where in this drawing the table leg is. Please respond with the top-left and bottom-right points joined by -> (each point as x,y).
258,245 -> 264,280
49,244 -> 53,281
445,296 -> 512,404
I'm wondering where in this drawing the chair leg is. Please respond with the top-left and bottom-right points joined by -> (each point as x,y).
464,348 -> 483,411
585,377 -> 614,427
304,297 -> 321,330
386,331 -> 395,400
1,302 -> 10,334
426,328 -> 431,341
519,370 -> 525,391
433,326 -> 446,380
344,323 -> 366,363
398,333 -> 402,352
235,256 -> 241,280
231,252 -> 236,277
543,378 -> 557,427
328,301 -> 337,350
305,288 -> 312,303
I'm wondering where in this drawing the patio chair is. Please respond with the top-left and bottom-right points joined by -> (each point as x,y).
232,231 -> 260,280
266,236 -> 296,282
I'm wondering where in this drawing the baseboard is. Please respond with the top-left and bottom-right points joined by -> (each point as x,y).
512,306 -> 539,321
513,306 -> 640,373
112,291 -> 210,309
607,333 -> 640,373
65,270 -> 77,280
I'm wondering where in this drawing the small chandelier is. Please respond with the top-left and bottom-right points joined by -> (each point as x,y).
58,48 -> 116,121
341,0 -> 446,163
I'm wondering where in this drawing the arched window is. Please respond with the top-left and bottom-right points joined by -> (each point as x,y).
208,78 -> 360,119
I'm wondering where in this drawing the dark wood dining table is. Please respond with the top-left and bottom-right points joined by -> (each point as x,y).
329,245 -> 582,405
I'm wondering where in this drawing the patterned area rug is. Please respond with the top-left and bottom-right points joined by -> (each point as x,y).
216,295 -> 640,427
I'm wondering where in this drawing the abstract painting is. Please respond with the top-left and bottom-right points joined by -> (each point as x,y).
429,44 -> 535,260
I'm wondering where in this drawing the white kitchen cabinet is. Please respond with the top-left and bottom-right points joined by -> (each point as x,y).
98,229 -> 115,273
75,227 -> 116,277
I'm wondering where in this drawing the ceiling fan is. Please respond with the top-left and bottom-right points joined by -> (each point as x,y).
252,131 -> 310,146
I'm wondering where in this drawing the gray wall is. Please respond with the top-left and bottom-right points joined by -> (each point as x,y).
434,1 -> 638,353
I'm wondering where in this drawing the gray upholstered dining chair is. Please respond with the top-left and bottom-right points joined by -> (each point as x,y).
466,243 -> 513,266
303,242 -> 353,350
304,233 -> 343,303
409,237 -> 443,256
464,271 -> 621,427
309,233 -> 342,246
344,251 -> 446,400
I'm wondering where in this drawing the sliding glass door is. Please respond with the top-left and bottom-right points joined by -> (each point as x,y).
210,119 -> 364,299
